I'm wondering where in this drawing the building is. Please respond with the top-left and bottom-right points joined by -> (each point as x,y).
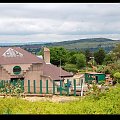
85,72 -> 106,84
0,47 -> 73,93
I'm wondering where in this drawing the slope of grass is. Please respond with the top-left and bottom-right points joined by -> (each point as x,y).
0,84 -> 120,114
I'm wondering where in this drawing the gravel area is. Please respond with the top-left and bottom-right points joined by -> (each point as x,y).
22,95 -> 80,103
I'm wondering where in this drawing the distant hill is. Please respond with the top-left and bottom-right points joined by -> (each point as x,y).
45,38 -> 115,46
43,38 -> 120,52
0,38 -> 120,53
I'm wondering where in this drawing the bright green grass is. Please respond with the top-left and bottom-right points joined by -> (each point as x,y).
0,84 -> 120,114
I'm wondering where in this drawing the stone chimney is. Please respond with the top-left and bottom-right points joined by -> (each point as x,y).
43,47 -> 50,64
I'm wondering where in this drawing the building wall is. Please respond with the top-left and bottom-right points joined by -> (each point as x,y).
23,63 -> 54,93
0,63 -> 54,93
85,73 -> 106,83
0,66 -> 11,80
1,64 -> 32,75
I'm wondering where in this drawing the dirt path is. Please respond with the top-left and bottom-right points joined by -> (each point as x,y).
22,95 -> 80,102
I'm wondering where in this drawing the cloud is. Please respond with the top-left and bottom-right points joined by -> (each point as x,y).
0,3 -> 120,42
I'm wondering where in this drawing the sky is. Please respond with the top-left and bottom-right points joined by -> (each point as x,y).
0,3 -> 120,43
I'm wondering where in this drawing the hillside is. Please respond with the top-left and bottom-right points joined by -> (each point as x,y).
0,38 -> 120,53
44,38 -> 120,52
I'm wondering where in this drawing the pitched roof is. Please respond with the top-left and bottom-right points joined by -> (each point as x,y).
0,47 -> 43,65
0,47 -> 73,80
43,62 -> 73,80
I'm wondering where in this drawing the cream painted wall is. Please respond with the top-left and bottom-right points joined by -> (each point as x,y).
1,64 -> 32,75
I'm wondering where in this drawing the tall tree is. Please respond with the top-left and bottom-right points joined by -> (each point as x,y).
113,43 -> 120,61
94,48 -> 106,65
50,47 -> 69,66
84,49 -> 93,64
69,53 -> 86,68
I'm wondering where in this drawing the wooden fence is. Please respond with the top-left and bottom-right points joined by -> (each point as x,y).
0,79 -> 82,96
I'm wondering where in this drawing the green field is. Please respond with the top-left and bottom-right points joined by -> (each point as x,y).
0,84 -> 120,114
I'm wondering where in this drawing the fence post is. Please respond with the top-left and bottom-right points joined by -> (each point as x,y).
81,78 -> 84,96
33,80 -> 36,94
0,80 -> 1,88
28,80 -> 30,93
46,80 -> 48,94
3,80 -> 5,87
40,80 -> 42,94
6,80 -> 8,84
1,80 -> 3,87
13,80 -> 15,86
74,79 -> 76,96
8,80 -> 11,93
53,80 -> 55,95
6,80 -> 8,93
22,80 -> 24,92
60,80 -> 62,96
20,80 -> 22,91
67,79 -> 69,96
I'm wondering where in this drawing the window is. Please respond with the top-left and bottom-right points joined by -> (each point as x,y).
13,66 -> 21,75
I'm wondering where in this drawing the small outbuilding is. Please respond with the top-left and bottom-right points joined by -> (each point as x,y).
85,72 -> 106,84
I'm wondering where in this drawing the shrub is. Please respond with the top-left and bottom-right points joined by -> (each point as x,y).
113,72 -> 120,84
0,80 -> 24,98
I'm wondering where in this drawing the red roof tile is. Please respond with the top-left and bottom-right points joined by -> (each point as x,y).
0,47 -> 43,64
0,47 -> 73,80
43,62 -> 73,80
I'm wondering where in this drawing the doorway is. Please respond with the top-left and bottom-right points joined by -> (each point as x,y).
10,78 -> 24,90
96,76 -> 98,83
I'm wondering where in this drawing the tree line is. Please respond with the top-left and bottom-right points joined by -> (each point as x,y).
38,44 -> 120,83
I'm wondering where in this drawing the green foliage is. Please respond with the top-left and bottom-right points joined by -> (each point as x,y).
50,47 -> 69,66
113,72 -> 120,83
96,65 -> 104,73
62,64 -> 78,73
76,54 -> 86,68
113,43 -> 120,61
0,80 -> 24,98
84,49 -> 93,63
0,84 -> 120,114
69,53 -> 86,68
104,53 -> 114,65
94,48 -> 106,65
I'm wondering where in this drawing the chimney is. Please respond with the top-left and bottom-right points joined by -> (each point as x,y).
43,47 -> 50,64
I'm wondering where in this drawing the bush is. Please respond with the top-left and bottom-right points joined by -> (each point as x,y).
0,80 -> 24,98
62,64 -> 78,73
0,84 -> 119,114
113,72 -> 120,84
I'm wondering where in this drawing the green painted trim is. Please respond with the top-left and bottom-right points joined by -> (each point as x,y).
53,80 -> 55,95
40,80 -> 42,94
46,80 -> 48,94
13,80 -> 15,86
33,80 -> 36,94
28,80 -> 30,93
67,79 -> 69,96
60,80 -> 62,96
6,80 -> 8,84
13,66 -> 21,75
74,79 -> 76,96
